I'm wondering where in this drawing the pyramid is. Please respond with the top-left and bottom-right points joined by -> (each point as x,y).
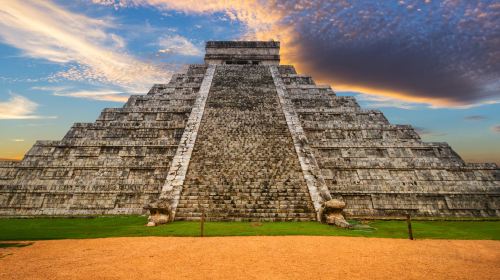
0,41 -> 498,220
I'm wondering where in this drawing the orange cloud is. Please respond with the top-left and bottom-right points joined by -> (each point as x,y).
95,1 -> 301,76
322,84 -> 461,108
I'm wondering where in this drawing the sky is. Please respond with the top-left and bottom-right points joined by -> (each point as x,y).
0,0 -> 499,164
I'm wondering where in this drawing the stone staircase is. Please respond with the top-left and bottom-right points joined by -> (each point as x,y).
175,65 -> 316,221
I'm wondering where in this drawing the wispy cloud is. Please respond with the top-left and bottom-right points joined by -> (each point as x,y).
94,0 -> 283,32
0,94 -> 56,119
491,125 -> 500,133
33,86 -> 130,103
31,86 -> 135,103
157,35 -> 202,56
464,115 -> 487,121
53,90 -> 130,103
352,93 -> 419,110
0,0 -> 170,91
91,0 -> 291,51
414,127 -> 447,138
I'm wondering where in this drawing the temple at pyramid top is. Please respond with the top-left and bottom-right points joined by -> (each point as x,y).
204,41 -> 280,65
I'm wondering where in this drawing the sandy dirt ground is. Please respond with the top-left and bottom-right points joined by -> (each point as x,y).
0,236 -> 499,280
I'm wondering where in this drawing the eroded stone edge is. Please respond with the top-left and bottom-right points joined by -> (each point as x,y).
270,65 -> 333,221
158,65 -> 216,220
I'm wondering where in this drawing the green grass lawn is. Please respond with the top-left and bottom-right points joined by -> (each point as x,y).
0,216 -> 499,241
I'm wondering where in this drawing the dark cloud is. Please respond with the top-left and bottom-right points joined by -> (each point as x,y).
464,115 -> 487,121
278,0 -> 500,106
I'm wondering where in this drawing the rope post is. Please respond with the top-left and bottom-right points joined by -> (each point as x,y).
200,208 -> 205,237
406,214 -> 414,240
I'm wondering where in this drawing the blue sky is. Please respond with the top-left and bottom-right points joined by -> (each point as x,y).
0,0 -> 499,164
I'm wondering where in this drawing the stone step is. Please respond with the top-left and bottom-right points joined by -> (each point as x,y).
176,65 -> 317,221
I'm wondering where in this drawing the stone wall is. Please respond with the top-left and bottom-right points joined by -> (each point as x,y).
175,65 -> 316,221
275,65 -> 499,217
0,65 -> 208,216
205,41 -> 280,65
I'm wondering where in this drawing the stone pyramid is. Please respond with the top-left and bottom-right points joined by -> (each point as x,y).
0,41 -> 498,220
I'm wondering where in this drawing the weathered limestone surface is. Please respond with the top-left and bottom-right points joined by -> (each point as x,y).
205,41 -> 280,65
155,65 -> 216,221
145,198 -> 172,226
320,199 -> 350,228
175,65 -> 316,221
0,40 -> 498,219
0,65 -> 208,216
270,66 -> 333,220
274,65 -> 499,217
